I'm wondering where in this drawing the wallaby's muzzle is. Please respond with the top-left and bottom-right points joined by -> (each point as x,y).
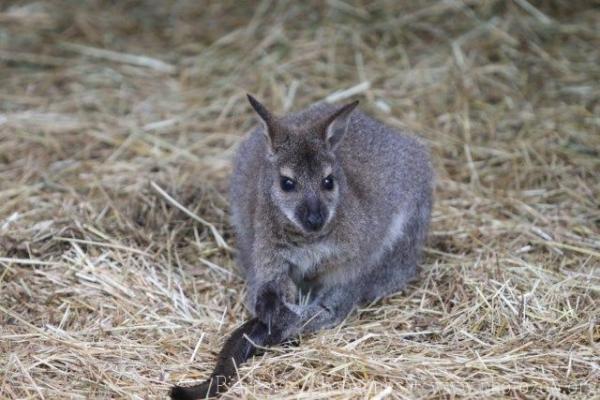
297,196 -> 327,232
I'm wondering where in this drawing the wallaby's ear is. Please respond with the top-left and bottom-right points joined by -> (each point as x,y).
247,94 -> 273,125
247,94 -> 280,153
320,100 -> 359,149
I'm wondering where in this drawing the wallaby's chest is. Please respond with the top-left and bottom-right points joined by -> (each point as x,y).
284,240 -> 337,282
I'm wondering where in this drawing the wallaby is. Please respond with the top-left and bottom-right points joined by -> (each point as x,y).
171,95 -> 433,399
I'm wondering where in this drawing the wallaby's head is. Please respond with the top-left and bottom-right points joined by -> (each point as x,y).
247,94 -> 358,235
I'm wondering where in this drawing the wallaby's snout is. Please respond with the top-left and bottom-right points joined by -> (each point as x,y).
297,195 -> 327,232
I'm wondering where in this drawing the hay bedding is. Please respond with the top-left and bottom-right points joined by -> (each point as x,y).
0,1 -> 598,398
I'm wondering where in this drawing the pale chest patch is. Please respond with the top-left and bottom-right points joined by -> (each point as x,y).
284,240 -> 338,278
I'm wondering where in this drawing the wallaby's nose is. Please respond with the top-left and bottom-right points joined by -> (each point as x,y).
298,197 -> 326,232
306,212 -> 324,231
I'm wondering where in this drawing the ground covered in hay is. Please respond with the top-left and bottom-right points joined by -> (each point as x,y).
1,1 -> 599,399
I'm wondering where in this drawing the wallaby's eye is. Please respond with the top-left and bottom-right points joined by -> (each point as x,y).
280,176 -> 296,192
322,175 -> 334,191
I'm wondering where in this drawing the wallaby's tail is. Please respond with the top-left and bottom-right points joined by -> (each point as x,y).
170,318 -> 279,400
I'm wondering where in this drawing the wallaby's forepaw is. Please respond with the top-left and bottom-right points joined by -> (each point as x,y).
255,281 -> 297,334
255,282 -> 283,330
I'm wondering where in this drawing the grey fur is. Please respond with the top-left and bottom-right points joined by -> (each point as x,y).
230,95 -> 433,339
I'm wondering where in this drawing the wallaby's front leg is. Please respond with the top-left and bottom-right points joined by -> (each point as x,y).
247,246 -> 298,332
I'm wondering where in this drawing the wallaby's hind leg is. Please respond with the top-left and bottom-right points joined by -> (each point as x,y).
359,207 -> 429,304
358,243 -> 419,305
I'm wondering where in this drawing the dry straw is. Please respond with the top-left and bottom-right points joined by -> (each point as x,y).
1,1 -> 598,399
